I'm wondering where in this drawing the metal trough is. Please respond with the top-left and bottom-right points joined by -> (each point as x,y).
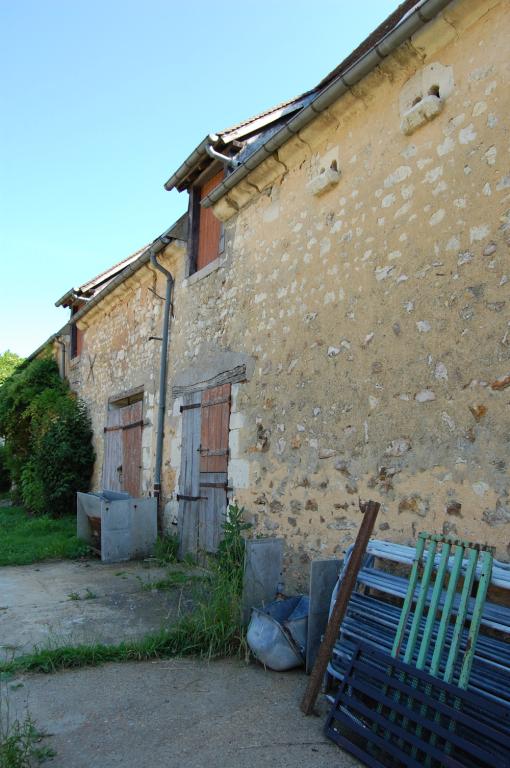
77,490 -> 157,563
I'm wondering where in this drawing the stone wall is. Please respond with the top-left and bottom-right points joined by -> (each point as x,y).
160,0 -> 509,585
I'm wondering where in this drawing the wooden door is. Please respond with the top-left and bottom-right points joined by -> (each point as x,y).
178,384 -> 231,557
103,401 -> 143,496
103,408 -> 123,491
178,391 -> 202,557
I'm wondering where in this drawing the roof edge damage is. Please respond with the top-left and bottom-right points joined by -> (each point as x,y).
201,0 -> 453,209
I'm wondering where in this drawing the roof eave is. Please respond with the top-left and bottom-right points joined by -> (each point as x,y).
163,133 -> 222,192
70,216 -> 187,326
202,0 -> 453,210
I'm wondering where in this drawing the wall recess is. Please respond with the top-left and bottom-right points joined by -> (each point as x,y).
399,63 -> 454,135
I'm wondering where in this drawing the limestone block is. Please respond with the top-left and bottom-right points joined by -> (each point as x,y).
229,411 -> 245,430
307,166 -> 341,197
226,178 -> 259,210
231,383 -> 241,413
400,63 -> 453,115
298,110 -> 339,151
228,428 -> 241,459
245,156 -> 286,193
228,458 -> 249,490
210,196 -> 237,223
400,94 -> 444,135
276,135 -> 310,171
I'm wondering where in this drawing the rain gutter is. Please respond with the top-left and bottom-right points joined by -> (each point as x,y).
202,0 -> 453,209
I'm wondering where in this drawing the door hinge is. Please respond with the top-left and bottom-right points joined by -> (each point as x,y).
180,402 -> 201,412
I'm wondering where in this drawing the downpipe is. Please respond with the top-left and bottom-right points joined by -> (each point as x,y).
150,247 -> 174,527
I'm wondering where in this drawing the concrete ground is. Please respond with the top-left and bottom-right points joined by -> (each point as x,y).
0,559 -> 195,661
5,658 -> 359,767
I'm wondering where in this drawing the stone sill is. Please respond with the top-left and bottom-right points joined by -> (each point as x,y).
184,256 -> 224,286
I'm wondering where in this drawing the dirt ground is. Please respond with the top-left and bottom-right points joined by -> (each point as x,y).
5,658 -> 359,767
0,559 -> 193,661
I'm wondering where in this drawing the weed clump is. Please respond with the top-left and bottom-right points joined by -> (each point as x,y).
0,683 -> 55,767
153,534 -> 179,565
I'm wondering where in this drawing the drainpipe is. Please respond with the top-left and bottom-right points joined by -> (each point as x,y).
205,143 -> 238,169
149,245 -> 174,522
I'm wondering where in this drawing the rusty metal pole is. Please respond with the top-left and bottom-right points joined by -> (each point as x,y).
300,499 -> 380,715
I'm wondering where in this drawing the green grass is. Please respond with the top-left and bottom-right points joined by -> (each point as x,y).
139,567 -> 209,592
0,505 -> 89,567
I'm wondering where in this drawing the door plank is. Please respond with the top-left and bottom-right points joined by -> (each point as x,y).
198,384 -> 231,552
121,401 -> 143,497
178,391 -> 202,557
103,408 -> 122,491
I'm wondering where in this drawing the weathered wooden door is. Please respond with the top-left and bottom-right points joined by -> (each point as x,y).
178,384 -> 231,557
103,401 -> 143,496
121,401 -> 143,497
198,384 -> 230,553
178,391 -> 202,557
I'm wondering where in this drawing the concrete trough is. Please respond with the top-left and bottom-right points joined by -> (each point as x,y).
77,490 -> 157,563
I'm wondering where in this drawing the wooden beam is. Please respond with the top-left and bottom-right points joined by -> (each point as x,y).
300,499 -> 380,715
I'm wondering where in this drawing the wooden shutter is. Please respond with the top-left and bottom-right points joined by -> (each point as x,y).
198,384 -> 231,553
103,408 -> 123,491
178,391 -> 202,557
196,170 -> 224,272
71,324 -> 84,358
121,401 -> 143,497
76,327 -> 84,357
199,384 -> 230,473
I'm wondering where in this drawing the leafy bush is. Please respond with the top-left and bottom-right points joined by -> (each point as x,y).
0,445 -> 10,493
0,357 -> 94,516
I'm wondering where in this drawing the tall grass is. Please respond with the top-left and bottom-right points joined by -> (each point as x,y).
0,506 -> 251,675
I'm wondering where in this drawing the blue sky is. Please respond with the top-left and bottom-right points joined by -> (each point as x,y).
0,0 -> 397,357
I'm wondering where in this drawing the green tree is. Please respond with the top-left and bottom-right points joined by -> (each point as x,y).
0,356 -> 95,515
0,350 -> 23,386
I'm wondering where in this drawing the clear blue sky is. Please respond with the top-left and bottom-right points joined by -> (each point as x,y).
0,0 -> 396,357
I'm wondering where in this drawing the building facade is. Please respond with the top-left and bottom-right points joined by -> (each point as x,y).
47,0 -> 508,584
